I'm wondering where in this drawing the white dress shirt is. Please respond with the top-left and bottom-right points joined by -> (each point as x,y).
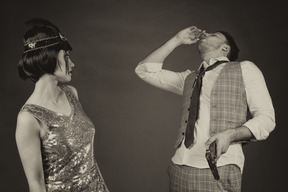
135,57 -> 275,172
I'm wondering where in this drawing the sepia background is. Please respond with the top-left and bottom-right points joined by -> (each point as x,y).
0,0 -> 286,191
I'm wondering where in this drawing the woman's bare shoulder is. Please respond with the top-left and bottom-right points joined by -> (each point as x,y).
16,111 -> 41,138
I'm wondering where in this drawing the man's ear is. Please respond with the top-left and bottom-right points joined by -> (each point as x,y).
222,44 -> 230,52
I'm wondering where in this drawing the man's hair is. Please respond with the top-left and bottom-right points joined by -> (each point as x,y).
18,18 -> 72,82
217,31 -> 240,61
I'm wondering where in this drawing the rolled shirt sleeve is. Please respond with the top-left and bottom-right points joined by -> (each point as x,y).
135,62 -> 191,95
241,61 -> 276,140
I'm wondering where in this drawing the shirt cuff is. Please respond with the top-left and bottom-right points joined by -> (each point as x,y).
243,118 -> 275,141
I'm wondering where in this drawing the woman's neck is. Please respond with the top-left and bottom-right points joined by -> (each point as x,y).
32,74 -> 61,104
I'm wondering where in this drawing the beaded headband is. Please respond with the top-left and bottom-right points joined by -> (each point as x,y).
23,33 -> 71,53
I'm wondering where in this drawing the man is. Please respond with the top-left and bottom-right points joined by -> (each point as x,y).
135,26 -> 275,191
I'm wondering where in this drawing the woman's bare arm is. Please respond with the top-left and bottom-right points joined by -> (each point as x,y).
15,112 -> 46,192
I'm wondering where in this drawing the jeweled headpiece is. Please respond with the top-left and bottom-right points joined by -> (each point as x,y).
23,32 -> 71,53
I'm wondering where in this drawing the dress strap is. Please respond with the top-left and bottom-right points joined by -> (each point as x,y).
21,104 -> 53,126
59,84 -> 78,106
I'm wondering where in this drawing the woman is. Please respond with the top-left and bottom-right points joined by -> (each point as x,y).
15,18 -> 109,192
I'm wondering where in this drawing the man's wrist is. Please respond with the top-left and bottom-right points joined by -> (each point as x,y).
224,129 -> 236,143
169,36 -> 182,47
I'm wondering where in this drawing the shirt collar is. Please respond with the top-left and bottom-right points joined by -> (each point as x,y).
198,56 -> 230,71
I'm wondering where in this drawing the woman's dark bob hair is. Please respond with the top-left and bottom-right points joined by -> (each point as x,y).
18,18 -> 72,82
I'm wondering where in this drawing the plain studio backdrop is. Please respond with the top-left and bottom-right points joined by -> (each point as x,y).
0,0 -> 286,191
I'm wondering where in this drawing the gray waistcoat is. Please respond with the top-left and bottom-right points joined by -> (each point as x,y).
174,62 -> 247,148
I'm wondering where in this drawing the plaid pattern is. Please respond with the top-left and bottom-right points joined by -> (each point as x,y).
168,162 -> 242,192
175,62 -> 247,148
210,62 -> 247,135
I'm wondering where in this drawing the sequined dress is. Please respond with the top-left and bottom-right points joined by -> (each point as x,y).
21,85 -> 109,192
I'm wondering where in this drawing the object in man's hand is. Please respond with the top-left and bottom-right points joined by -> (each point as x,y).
205,141 -> 220,180
192,29 -> 207,40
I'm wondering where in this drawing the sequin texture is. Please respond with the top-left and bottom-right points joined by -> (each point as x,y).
21,85 -> 109,192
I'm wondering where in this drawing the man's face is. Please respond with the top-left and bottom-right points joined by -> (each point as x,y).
197,32 -> 227,52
